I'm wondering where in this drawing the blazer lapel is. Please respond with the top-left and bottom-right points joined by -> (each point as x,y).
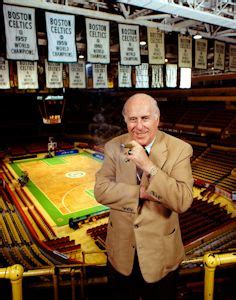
140,131 -> 168,186
149,131 -> 168,170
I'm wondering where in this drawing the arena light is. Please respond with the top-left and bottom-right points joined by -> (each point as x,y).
140,40 -> 146,46
193,32 -> 202,40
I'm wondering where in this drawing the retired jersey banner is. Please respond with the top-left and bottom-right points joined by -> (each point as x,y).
229,44 -> 236,72
195,39 -> 208,69
214,41 -> 225,70
151,65 -> 164,88
92,64 -> 108,88
118,63 -> 132,87
135,63 -> 149,88
3,5 -> 38,61
178,34 -> 192,68
119,24 -> 140,65
0,58 -> 10,89
17,61 -> 38,89
147,28 -> 165,65
45,12 -> 77,62
69,61 -> 86,88
180,67 -> 191,89
86,18 -> 110,64
45,60 -> 63,88
166,64 -> 177,88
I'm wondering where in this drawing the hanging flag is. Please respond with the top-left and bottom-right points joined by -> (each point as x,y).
86,18 -> 110,64
135,63 -> 149,88
17,61 -> 38,89
119,24 -> 140,65
166,64 -> 177,88
229,44 -> 236,72
214,41 -> 225,71
45,60 -> 63,88
180,68 -> 191,89
69,61 -> 86,88
147,28 -> 165,65
178,34 -> 192,68
45,12 -> 77,62
3,4 -> 38,61
0,58 -> 10,89
92,64 -> 108,88
195,39 -> 208,69
118,63 -> 132,87
151,65 -> 163,88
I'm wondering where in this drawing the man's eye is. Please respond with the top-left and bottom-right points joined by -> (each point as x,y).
129,118 -> 136,122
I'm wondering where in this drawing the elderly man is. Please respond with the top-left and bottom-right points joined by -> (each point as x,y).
94,93 -> 193,299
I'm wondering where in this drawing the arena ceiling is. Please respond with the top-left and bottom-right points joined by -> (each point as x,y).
3,0 -> 236,44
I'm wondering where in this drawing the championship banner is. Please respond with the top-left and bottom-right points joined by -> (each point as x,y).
214,41 -> 225,70
195,39 -> 208,69
178,34 -> 192,68
45,60 -> 63,88
45,12 -> 77,62
118,63 -> 132,87
166,64 -> 177,88
3,5 -> 38,61
69,61 -> 86,88
92,64 -> 108,88
180,68 -> 191,89
151,65 -> 164,88
86,18 -> 110,64
119,24 -> 140,65
17,61 -> 38,89
147,28 -> 165,65
0,58 -> 10,89
229,44 -> 236,72
135,63 -> 149,88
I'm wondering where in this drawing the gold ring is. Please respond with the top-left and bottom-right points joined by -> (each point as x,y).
128,149 -> 133,155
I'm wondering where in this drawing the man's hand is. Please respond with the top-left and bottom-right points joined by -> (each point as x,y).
125,140 -> 155,173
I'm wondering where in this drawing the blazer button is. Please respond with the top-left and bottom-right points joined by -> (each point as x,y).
134,225 -> 139,229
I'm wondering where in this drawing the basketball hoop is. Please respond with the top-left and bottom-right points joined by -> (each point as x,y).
37,95 -> 65,125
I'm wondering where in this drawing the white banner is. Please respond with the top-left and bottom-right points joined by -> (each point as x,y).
119,24 -> 140,65
229,44 -> 236,72
45,12 -> 77,62
214,41 -> 225,70
166,64 -> 177,88
118,63 -> 132,87
147,28 -> 165,65
0,58 -> 10,89
195,39 -> 208,69
69,61 -> 86,88
3,5 -> 38,61
92,64 -> 108,88
178,34 -> 192,68
135,63 -> 149,88
180,68 -> 191,89
86,18 -> 110,64
45,60 -> 63,88
151,65 -> 163,88
17,61 -> 38,89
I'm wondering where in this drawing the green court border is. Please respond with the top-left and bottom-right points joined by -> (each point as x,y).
10,152 -> 109,226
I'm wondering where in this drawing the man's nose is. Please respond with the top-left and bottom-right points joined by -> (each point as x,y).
136,119 -> 143,129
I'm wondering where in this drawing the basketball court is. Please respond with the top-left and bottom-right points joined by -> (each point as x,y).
9,151 -> 109,227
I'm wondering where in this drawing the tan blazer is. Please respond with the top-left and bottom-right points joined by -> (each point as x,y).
94,130 -> 193,283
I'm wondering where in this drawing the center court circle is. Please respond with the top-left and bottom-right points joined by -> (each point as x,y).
65,171 -> 86,178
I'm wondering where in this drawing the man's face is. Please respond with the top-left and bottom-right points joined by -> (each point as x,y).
125,97 -> 159,146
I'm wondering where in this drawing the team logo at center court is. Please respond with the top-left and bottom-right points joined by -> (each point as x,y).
65,171 -> 86,178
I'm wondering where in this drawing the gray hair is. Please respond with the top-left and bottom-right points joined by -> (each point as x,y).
122,93 -> 160,121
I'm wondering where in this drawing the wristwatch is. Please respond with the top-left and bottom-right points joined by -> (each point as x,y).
149,166 -> 158,177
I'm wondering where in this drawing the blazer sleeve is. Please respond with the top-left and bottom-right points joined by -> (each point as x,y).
94,141 -> 140,213
146,143 -> 193,213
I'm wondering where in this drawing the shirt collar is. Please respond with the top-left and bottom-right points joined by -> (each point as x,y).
144,138 -> 155,154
